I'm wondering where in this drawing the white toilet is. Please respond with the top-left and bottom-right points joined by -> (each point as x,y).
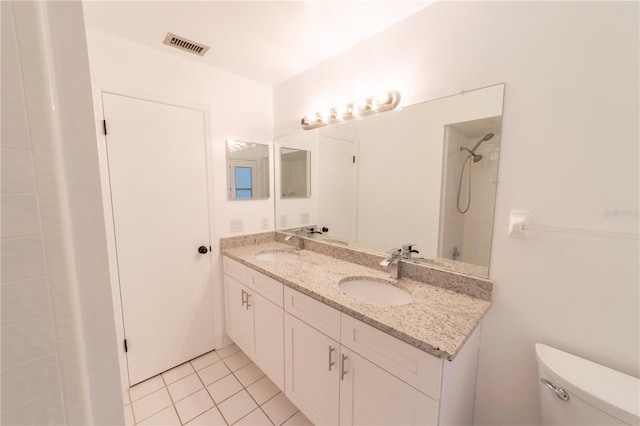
536,343 -> 639,425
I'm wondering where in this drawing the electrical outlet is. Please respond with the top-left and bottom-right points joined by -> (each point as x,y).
300,212 -> 310,224
230,218 -> 243,233
261,217 -> 270,230
280,215 -> 287,228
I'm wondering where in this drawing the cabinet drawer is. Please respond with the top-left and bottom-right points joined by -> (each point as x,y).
223,256 -> 248,284
340,313 -> 442,400
248,269 -> 284,308
284,287 -> 341,341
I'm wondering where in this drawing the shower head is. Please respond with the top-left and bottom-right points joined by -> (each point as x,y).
460,133 -> 493,163
469,133 -> 494,153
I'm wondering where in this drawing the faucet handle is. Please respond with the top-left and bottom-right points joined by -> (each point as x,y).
401,244 -> 419,259
386,247 -> 401,255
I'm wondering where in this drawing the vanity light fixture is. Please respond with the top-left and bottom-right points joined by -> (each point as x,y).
301,90 -> 401,130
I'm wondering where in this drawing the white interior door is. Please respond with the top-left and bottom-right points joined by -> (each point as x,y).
102,93 -> 214,385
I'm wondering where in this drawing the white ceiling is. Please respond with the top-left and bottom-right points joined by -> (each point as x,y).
82,1 -> 433,86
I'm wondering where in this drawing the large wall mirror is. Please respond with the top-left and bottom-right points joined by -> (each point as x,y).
226,140 -> 270,200
274,84 -> 504,278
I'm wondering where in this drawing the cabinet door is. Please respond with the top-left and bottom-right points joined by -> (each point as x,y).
223,274 -> 254,355
253,293 -> 284,390
340,348 -> 439,426
284,313 -> 340,425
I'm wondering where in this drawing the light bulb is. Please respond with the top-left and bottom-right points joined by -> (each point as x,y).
353,99 -> 367,115
375,91 -> 391,105
320,109 -> 332,123
335,104 -> 349,119
302,114 -> 314,125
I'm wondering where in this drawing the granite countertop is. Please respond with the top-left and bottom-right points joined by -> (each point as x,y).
222,241 -> 491,360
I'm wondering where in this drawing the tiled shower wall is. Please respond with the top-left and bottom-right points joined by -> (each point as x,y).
1,1 -> 92,424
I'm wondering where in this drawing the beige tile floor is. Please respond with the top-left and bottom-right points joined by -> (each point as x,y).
123,343 -> 312,425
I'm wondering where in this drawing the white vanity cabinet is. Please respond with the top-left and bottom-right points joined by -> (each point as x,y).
284,312 -> 437,426
223,256 -> 481,426
223,273 -> 255,354
284,313 -> 341,425
283,287 -> 444,426
283,285 -> 343,425
339,348 -> 438,425
222,256 -> 284,390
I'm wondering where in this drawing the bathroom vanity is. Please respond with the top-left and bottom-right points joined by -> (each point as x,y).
221,235 -> 491,425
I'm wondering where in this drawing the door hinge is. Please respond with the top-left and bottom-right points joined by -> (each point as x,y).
102,120 -> 108,136
124,339 -> 128,353
352,155 -> 356,163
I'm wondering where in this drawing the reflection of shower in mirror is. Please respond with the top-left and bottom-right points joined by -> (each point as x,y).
459,133 -> 494,164
439,119 -> 501,270
457,133 -> 495,213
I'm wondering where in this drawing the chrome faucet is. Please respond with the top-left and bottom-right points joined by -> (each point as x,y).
380,248 -> 401,279
283,228 -> 305,249
401,243 -> 419,260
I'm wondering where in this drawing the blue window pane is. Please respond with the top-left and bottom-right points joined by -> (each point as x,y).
235,167 -> 252,189
236,189 -> 252,199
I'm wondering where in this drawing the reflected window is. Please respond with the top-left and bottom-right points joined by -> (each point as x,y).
234,167 -> 252,199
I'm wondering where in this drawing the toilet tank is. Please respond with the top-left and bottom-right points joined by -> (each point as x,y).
535,344 -> 639,426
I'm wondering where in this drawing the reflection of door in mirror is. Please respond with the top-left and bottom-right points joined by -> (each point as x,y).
318,136 -> 357,241
439,117 -> 502,267
281,148 -> 311,198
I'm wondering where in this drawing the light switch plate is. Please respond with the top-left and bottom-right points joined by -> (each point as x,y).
280,215 -> 287,228
300,212 -> 310,224
261,217 -> 270,230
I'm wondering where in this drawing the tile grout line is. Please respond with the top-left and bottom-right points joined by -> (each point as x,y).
280,409 -> 300,426
131,386 -> 171,424
227,363 -> 272,426
160,371 -> 184,426
211,351 -> 273,425
191,358 -> 231,425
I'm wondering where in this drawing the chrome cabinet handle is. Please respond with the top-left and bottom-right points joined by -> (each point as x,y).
241,289 -> 246,306
246,293 -> 251,309
341,354 -> 348,380
541,378 -> 569,401
328,346 -> 335,371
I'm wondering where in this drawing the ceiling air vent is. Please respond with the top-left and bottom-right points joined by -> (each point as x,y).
163,32 -> 209,56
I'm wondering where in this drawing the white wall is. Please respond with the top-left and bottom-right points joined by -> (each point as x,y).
85,27 -> 274,241
274,2 -> 639,425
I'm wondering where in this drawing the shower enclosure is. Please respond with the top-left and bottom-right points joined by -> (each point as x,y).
439,117 -> 501,267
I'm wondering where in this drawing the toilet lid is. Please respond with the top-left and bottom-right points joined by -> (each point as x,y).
536,344 -> 640,425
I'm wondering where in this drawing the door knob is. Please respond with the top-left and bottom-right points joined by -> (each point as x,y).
198,246 -> 208,254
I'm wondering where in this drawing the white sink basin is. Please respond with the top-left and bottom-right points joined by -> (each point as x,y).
255,251 -> 298,262
339,278 -> 412,306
